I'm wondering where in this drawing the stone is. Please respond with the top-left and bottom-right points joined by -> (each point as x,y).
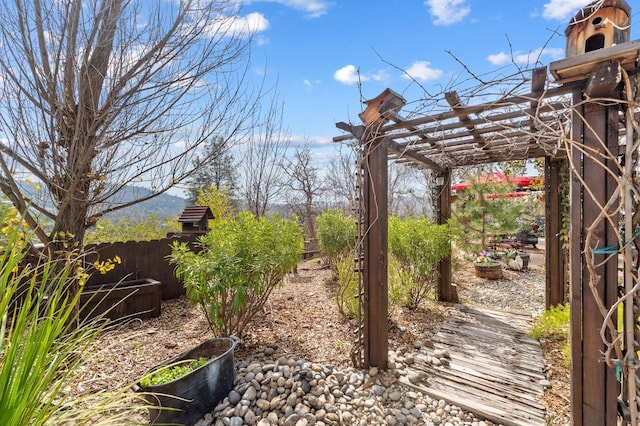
373,384 -> 385,396
244,410 -> 258,425
243,386 -> 257,401
227,390 -> 241,406
229,417 -> 244,426
264,347 -> 275,356
387,390 -> 402,402
256,399 -> 270,411
283,413 -> 300,426
368,367 -> 379,376
270,396 -> 283,410
287,392 -> 298,407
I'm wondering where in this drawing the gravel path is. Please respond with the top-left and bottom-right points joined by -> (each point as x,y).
457,267 -> 546,317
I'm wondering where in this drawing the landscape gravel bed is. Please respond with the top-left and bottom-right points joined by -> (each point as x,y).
457,267 -> 546,316
196,351 -> 494,426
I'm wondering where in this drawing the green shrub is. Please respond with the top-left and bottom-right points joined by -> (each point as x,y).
0,212 -> 149,425
388,216 -> 450,308
531,303 -> 570,369
336,254 -> 411,320
388,255 -> 413,309
336,254 -> 359,319
317,209 -> 356,269
530,303 -> 570,339
85,214 -> 178,243
168,212 -> 303,337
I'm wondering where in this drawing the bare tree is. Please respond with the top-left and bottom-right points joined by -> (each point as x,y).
282,145 -> 325,239
239,95 -> 290,216
388,162 -> 420,218
325,145 -> 358,213
0,0 -> 261,250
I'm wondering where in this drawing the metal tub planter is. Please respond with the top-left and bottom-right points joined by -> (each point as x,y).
134,337 -> 237,425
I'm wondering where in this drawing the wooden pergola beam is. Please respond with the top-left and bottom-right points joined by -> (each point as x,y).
386,138 -> 444,172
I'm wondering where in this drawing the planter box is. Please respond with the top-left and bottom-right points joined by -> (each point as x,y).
79,278 -> 161,321
134,337 -> 237,425
474,264 -> 503,280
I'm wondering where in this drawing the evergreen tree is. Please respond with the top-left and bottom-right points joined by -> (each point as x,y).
186,137 -> 238,205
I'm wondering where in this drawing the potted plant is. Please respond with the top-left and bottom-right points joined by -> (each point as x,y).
474,250 -> 503,279
133,337 -> 238,425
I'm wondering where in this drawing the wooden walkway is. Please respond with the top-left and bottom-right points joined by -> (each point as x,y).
400,305 -> 547,426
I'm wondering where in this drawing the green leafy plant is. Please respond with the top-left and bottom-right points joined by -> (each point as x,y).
388,216 -> 450,308
140,358 -> 209,387
168,212 -> 303,337
336,254 -> 408,320
0,211 -> 150,425
531,303 -> 570,339
531,303 -> 570,368
335,254 -> 359,319
195,184 -> 236,221
316,208 -> 356,270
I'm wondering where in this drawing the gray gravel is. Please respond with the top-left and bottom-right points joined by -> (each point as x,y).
457,266 -> 546,317
195,352 -> 495,426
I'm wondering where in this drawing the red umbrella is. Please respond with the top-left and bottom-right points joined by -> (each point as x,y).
451,173 -> 539,192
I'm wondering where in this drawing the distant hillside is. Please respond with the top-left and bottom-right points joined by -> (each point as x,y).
13,182 -> 187,222
103,190 -> 187,222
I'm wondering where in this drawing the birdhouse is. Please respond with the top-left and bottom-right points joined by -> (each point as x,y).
359,88 -> 406,126
177,206 -> 214,233
565,0 -> 630,57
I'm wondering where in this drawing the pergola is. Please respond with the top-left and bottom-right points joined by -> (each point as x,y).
333,66 -> 572,366
333,2 -> 639,423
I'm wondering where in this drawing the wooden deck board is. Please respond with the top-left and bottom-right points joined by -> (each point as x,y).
400,305 -> 547,426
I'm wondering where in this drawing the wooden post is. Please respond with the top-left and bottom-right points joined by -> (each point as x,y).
362,131 -> 389,369
437,168 -> 457,303
545,157 -> 566,308
569,81 -> 620,425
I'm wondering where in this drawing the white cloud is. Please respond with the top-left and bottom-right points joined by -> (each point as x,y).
487,47 -> 565,66
246,0 -> 331,19
333,65 -> 369,85
210,12 -> 269,37
487,52 -> 511,65
426,0 -> 470,25
542,0 -> 590,21
403,61 -> 443,82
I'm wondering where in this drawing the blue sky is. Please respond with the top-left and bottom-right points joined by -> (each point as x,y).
236,0 -> 639,158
